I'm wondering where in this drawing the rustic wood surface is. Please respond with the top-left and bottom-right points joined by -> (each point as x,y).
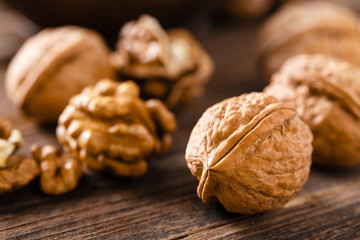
1,3 -> 360,240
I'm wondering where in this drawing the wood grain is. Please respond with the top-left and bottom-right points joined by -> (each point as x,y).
0,7 -> 360,240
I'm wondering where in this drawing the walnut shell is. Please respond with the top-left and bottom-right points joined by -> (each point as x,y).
57,79 -> 176,177
111,15 -> 214,108
185,92 -> 313,214
5,26 -> 116,123
265,54 -> 360,167
257,0 -> 360,79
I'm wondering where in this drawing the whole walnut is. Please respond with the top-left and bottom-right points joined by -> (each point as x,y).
57,79 -> 176,177
0,117 -> 39,194
257,0 -> 360,79
185,92 -> 313,214
31,144 -> 83,195
111,15 -> 214,109
265,54 -> 360,167
5,26 -> 116,123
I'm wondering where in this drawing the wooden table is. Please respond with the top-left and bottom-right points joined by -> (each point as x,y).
1,6 -> 360,240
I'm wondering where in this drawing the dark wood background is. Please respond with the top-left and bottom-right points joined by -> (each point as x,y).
1,1 -> 360,239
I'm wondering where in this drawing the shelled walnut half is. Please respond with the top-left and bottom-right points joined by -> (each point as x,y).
257,0 -> 360,79
111,15 -> 214,109
0,117 -> 39,194
57,79 -> 176,177
185,92 -> 313,214
265,54 -> 360,167
31,144 -> 82,195
5,26 -> 116,123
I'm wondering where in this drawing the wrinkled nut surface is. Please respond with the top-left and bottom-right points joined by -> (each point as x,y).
111,15 -> 214,108
5,25 -> 116,123
265,54 -> 360,167
0,117 -> 39,194
185,92 -> 313,214
31,144 -> 82,195
257,0 -> 360,79
57,79 -> 176,177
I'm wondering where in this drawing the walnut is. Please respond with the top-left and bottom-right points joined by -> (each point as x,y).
223,0 -> 275,18
257,0 -> 360,79
5,26 -> 116,123
31,144 -> 82,195
56,79 -> 177,177
185,92 -> 313,214
265,54 -> 360,167
0,117 -> 39,194
111,15 -> 214,109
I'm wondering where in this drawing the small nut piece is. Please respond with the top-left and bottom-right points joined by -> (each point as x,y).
0,117 -> 23,168
265,54 -> 360,167
257,1 -> 360,78
5,26 -> 116,123
111,15 -> 214,108
0,117 -> 39,194
57,79 -> 177,177
185,92 -> 312,214
31,144 -> 82,195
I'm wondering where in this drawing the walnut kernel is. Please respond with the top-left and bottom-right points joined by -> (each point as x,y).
57,79 -> 176,177
31,144 -> 83,195
111,15 -> 214,108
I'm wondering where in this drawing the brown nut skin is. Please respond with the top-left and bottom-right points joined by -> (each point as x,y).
5,26 -> 116,123
185,92 -> 313,214
30,144 -> 82,195
257,0 -> 360,79
265,54 -> 360,167
56,79 -> 176,178
111,15 -> 214,109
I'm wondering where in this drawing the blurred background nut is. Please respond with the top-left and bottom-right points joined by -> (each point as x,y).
5,25 -> 116,123
56,79 -> 176,178
222,0 -> 275,19
0,117 -> 39,194
257,0 -> 360,79
31,144 -> 82,195
111,15 -> 214,109
265,54 -> 360,167
185,92 -> 312,214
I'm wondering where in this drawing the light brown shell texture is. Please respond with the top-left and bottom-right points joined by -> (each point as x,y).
265,54 -> 360,167
257,0 -> 360,79
5,25 -> 116,123
185,92 -> 313,214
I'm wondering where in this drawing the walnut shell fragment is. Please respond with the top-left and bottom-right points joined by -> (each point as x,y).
0,117 -> 39,194
57,79 -> 177,177
185,92 -> 313,214
111,15 -> 214,109
31,144 -> 82,195
5,26 -> 116,123
257,0 -> 360,79
265,54 -> 360,167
